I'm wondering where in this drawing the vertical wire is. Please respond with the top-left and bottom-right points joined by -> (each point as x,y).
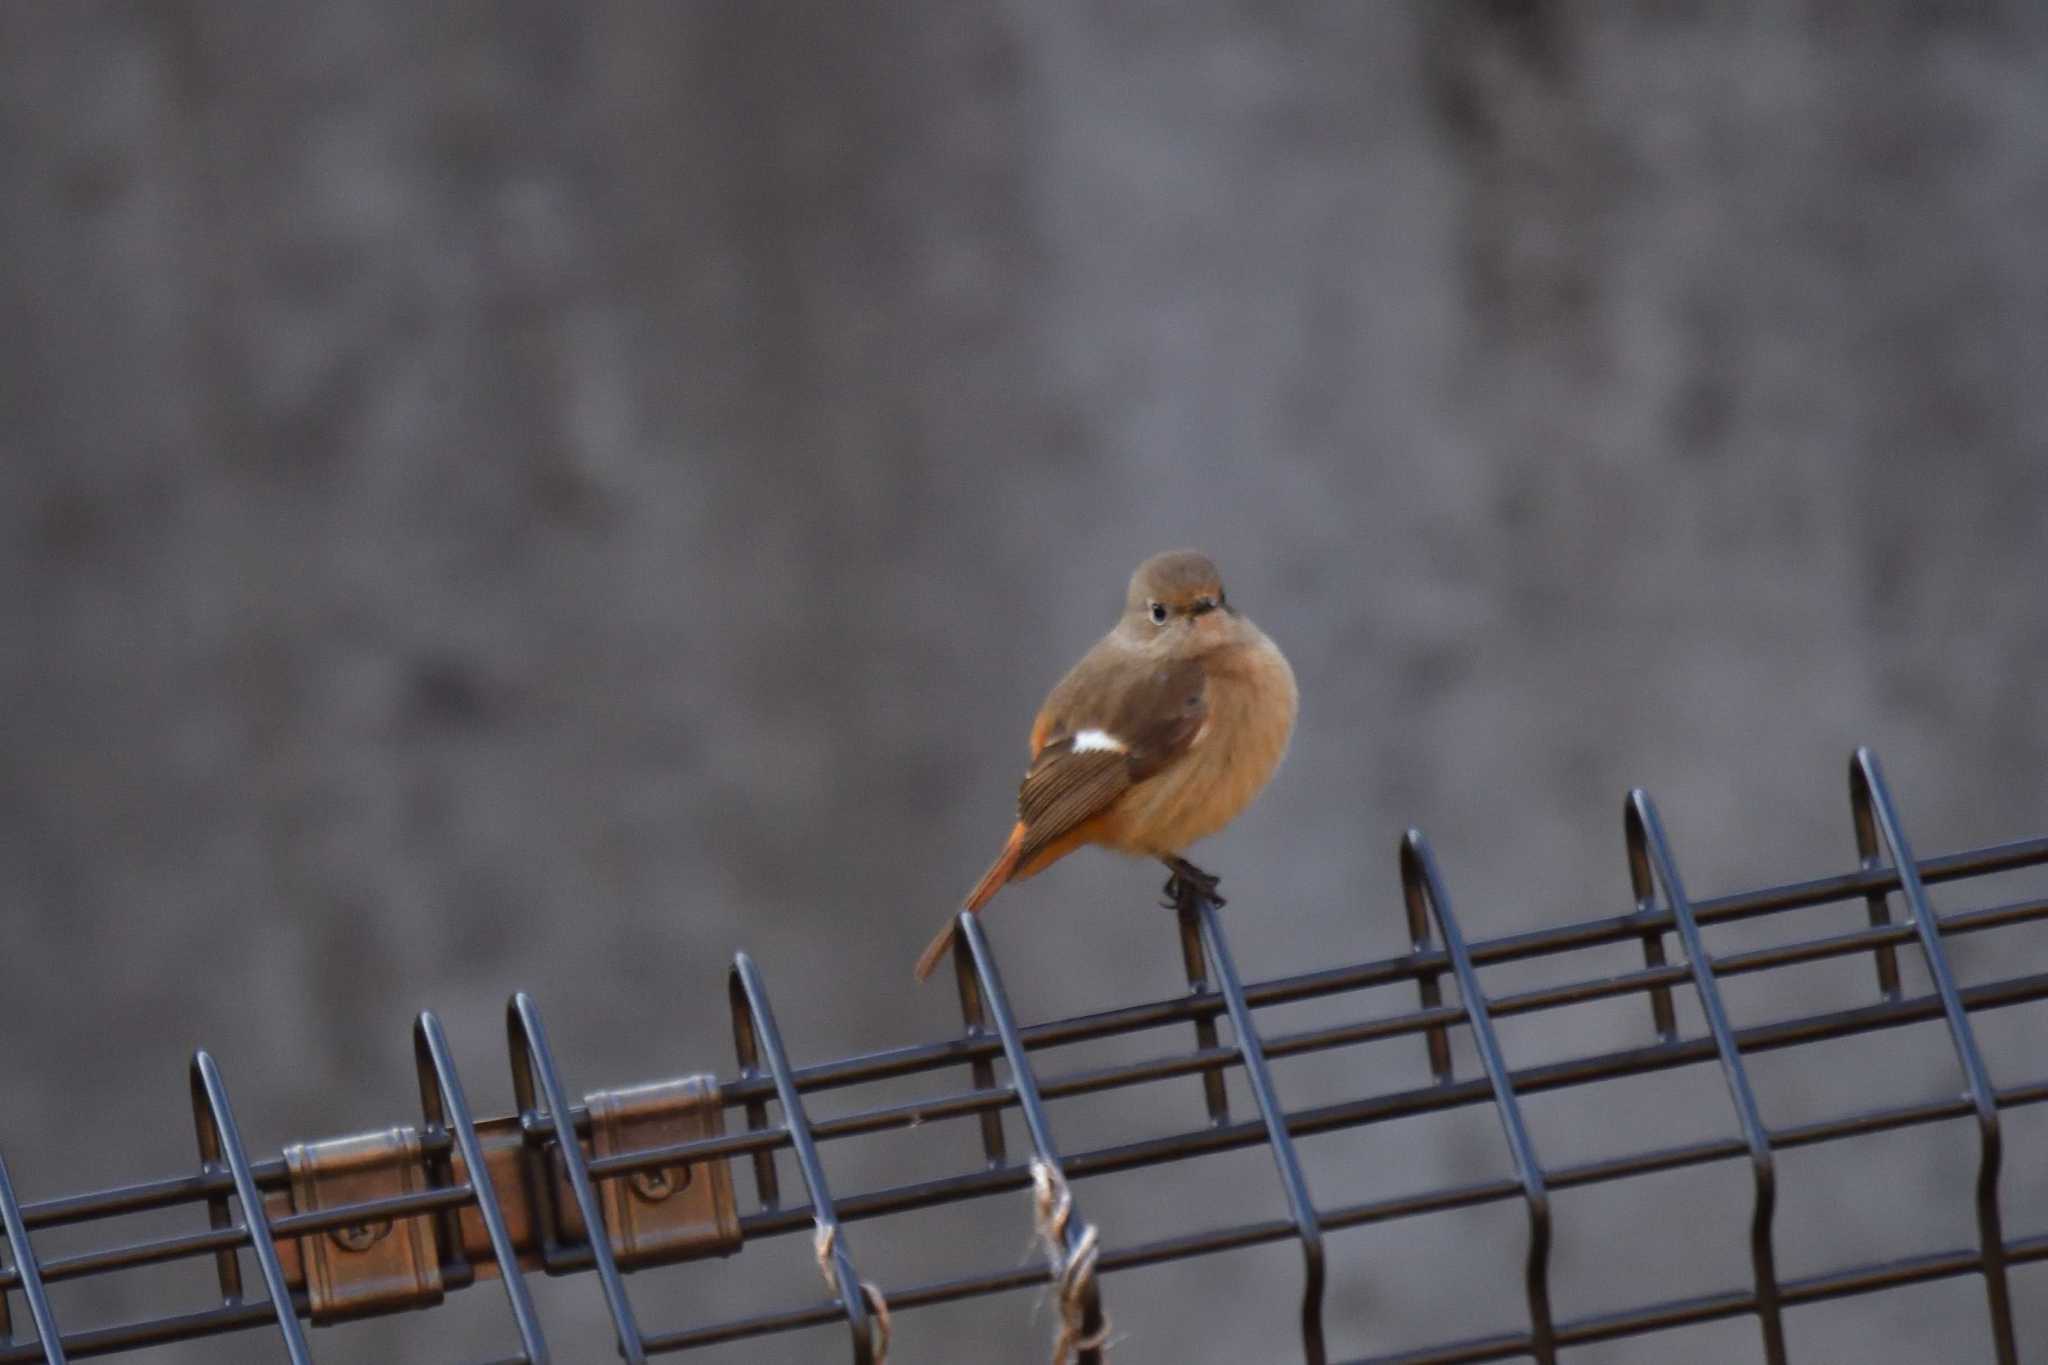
729,956 -> 877,1365
507,995 -> 646,1363
1634,902 -> 1679,1044
727,978 -> 783,1213
1175,903 -> 1233,1123
955,914 -> 1107,1364
950,944 -> 1010,1167
1858,834 -> 1906,1002
1850,749 -> 2015,1364
0,1154 -> 65,1364
188,1054 -> 243,1306
189,1052 -> 313,1364
1626,792 -> 1785,1364
1185,890 -> 1327,1364
1401,833 -> 1555,1364
414,1012 -> 549,1364
1401,873 -> 1454,1084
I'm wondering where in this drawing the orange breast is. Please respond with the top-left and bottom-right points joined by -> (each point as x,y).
1102,634 -> 1297,857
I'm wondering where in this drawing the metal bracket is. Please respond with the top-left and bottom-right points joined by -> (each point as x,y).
554,1076 -> 741,1267
284,1127 -> 445,1323
266,1074 -> 742,1312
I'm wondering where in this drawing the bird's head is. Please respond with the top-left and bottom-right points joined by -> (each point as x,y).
1124,549 -> 1234,643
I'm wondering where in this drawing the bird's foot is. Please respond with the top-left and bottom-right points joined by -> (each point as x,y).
1160,856 -> 1226,908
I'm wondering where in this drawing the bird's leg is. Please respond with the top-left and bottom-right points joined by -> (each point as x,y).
1160,856 -> 1226,908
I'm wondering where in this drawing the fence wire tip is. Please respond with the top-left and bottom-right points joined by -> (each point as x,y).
813,1221 -> 892,1363
1030,1158 -> 1110,1363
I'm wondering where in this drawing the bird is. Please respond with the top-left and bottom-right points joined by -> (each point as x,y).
914,549 -> 1297,982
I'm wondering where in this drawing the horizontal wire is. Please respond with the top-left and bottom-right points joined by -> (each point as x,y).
701,835 -> 2048,1108
637,1070 -> 2048,1355
718,962 -> 2048,1240
0,1297 -> 307,1364
24,884 -> 2041,1259
0,1184 -> 478,1291
33,961 -> 2036,1357
8,888 -> 2047,1303
640,1220 -> 2048,1365
613,975 -> 2048,1352
15,837 -> 2045,1245
3,836 -> 2044,1360
1342,1231 -> 2048,1364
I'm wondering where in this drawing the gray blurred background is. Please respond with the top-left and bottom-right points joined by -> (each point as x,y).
5,3 -> 2048,1362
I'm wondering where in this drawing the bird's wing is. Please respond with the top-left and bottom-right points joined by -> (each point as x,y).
1014,653 -> 1209,867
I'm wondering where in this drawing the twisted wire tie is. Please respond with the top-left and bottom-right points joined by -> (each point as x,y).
814,1221 -> 892,1363
1031,1158 -> 1110,1362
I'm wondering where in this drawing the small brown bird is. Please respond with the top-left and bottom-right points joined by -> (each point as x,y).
914,549 -> 1298,981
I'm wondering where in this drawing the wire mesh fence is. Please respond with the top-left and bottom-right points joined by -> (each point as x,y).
1,746 -> 2044,1363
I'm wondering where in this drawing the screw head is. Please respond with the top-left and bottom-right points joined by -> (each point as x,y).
629,1164 -> 692,1202
332,1219 -> 393,1253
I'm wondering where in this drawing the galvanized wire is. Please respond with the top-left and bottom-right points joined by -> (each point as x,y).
0,749 -> 2042,1363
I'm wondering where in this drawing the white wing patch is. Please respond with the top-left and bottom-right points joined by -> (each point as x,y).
1070,728 -> 1126,754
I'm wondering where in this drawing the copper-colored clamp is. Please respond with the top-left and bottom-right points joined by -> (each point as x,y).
268,1072 -> 740,1320
555,1076 -> 741,1267
284,1128 -> 446,1323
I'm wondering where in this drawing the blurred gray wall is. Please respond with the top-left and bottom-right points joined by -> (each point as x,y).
5,3 -> 2048,1362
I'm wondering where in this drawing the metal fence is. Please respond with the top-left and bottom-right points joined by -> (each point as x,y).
2,747 -> 2045,1363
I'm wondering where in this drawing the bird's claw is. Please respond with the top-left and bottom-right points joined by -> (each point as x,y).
1160,858 -> 1226,908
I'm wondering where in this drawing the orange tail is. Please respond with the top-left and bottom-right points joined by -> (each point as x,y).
914,823 -> 1026,982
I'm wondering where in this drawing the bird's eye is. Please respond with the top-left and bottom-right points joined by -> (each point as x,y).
1149,601 -> 1168,624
